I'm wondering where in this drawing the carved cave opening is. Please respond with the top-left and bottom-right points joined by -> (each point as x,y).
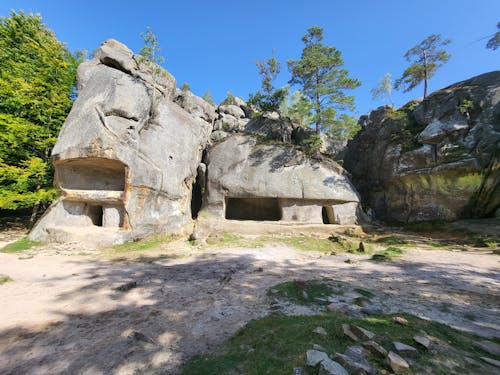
322,206 -> 335,224
87,204 -> 103,226
225,197 -> 282,221
57,158 -> 126,191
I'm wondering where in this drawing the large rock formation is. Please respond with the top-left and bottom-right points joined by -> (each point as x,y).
204,134 -> 361,224
29,39 -> 212,245
344,71 -> 500,222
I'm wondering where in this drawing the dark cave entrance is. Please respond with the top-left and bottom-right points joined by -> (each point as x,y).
322,206 -> 335,224
225,197 -> 282,221
87,204 -> 103,227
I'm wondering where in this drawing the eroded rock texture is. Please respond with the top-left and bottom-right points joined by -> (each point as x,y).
30,39 -> 212,245
344,71 -> 500,222
205,134 -> 361,224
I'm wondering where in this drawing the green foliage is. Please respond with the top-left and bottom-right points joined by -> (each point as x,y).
280,90 -> 313,127
202,91 -> 215,106
458,99 -> 474,117
288,26 -> 361,134
221,92 -> 237,105
298,132 -> 322,156
138,26 -> 165,66
371,73 -> 393,106
180,82 -> 191,91
371,246 -> 404,261
0,274 -> 13,285
248,54 -> 288,113
386,103 -> 426,153
269,280 -> 335,305
395,34 -> 451,98
0,11 -> 81,209
486,21 -> 500,50
0,237 -> 41,253
329,113 -> 360,140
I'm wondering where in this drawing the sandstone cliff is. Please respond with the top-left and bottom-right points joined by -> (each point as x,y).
344,71 -> 500,222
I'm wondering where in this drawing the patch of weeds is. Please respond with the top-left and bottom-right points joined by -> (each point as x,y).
180,312 -> 498,375
374,235 -> 409,246
328,234 -> 360,253
354,288 -> 374,298
269,280 -> 334,305
370,246 -> 404,261
271,236 -> 335,253
0,237 -> 41,253
425,241 -> 443,248
111,235 -> 175,254
0,274 -> 13,285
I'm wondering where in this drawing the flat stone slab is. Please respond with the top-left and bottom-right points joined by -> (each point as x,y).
318,358 -> 349,375
413,335 -> 431,349
474,340 -> 500,356
387,351 -> 410,373
480,357 -> 500,368
306,349 -> 329,367
393,341 -> 418,354
362,340 -> 388,357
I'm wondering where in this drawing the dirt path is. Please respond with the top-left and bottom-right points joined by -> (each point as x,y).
0,243 -> 499,374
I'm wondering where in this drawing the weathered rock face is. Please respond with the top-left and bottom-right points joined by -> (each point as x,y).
173,88 -> 217,125
204,134 -> 361,224
344,71 -> 500,222
29,39 -> 212,245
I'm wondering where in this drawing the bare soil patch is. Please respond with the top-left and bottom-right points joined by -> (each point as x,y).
0,227 -> 499,374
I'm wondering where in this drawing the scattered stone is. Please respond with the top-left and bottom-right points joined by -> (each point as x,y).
302,291 -> 309,300
393,341 -> 418,356
327,302 -> 355,315
129,331 -> 155,345
362,340 -> 388,357
392,316 -> 409,326
342,324 -> 359,341
318,358 -> 349,375
358,242 -> 365,253
474,340 -> 500,356
306,350 -> 329,367
413,335 -> 431,349
371,254 -> 390,261
354,297 -> 372,307
350,325 -> 376,341
115,281 -> 137,292
387,351 -> 410,373
293,367 -> 307,375
333,346 -> 375,374
480,357 -> 500,368
313,344 -> 327,351
313,327 -> 328,336
361,306 -> 384,315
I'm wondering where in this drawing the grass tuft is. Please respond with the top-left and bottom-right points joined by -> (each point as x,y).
0,274 -> 13,284
0,237 -> 41,253
371,246 -> 404,261
269,280 -> 335,305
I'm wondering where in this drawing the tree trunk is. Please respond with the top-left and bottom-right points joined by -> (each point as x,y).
423,50 -> 428,98
315,74 -> 321,134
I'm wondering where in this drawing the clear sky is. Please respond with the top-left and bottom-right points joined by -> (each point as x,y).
1,1 -> 498,116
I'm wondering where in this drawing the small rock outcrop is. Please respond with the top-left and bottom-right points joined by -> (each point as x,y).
29,39 -> 211,245
344,71 -> 500,222
204,134 -> 361,224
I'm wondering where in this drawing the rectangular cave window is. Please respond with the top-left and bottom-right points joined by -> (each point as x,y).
87,205 -> 103,227
225,197 -> 282,221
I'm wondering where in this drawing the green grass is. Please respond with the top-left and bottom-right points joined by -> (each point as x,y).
111,235 -> 176,254
374,235 -> 409,246
371,246 -> 404,261
271,236 -> 336,253
0,274 -> 13,284
180,312 -> 498,375
354,288 -> 374,298
0,237 -> 40,253
269,280 -> 336,305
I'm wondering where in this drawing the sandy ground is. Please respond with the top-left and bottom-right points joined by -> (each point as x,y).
0,233 -> 499,375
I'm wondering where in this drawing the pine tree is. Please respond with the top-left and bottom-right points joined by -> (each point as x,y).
395,34 -> 451,98
288,26 -> 361,134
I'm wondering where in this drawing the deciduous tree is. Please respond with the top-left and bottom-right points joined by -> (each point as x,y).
371,73 -> 393,106
0,11 -> 81,218
486,21 -> 500,50
395,34 -> 451,98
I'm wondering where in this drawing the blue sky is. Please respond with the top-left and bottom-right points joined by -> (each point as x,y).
1,0 -> 498,116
